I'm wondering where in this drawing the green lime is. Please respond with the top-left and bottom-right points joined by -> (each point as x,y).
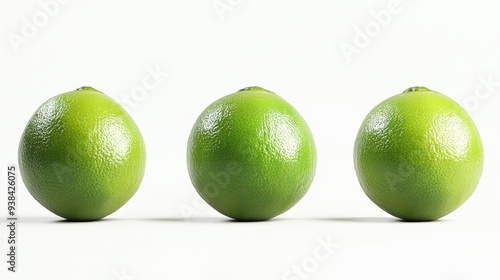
18,87 -> 146,221
187,86 -> 316,221
354,86 -> 484,221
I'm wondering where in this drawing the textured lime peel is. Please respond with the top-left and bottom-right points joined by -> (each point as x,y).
187,86 -> 316,221
19,87 -> 146,221
354,86 -> 483,221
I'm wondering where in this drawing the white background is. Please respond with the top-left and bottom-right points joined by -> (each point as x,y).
1,1 -> 500,279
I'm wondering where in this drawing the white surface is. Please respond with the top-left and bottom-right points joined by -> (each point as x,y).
1,1 -> 500,279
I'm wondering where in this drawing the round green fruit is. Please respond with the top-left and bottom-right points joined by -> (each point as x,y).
19,87 -> 146,221
354,86 -> 483,221
187,86 -> 316,221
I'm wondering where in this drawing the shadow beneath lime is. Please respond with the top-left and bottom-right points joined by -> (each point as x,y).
319,217 -> 448,223
7,217 -> 117,224
15,216 -> 450,224
54,218 -> 117,223
142,217 -> 228,223
224,218 -> 277,223
142,217 -> 280,223
324,217 -> 400,223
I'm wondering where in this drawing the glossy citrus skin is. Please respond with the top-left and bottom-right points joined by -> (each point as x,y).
18,87 -> 146,221
187,87 -> 316,221
354,87 -> 484,221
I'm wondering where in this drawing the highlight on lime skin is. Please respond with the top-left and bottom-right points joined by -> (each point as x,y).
18,86 -> 147,221
354,86 -> 483,221
187,86 -> 317,221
